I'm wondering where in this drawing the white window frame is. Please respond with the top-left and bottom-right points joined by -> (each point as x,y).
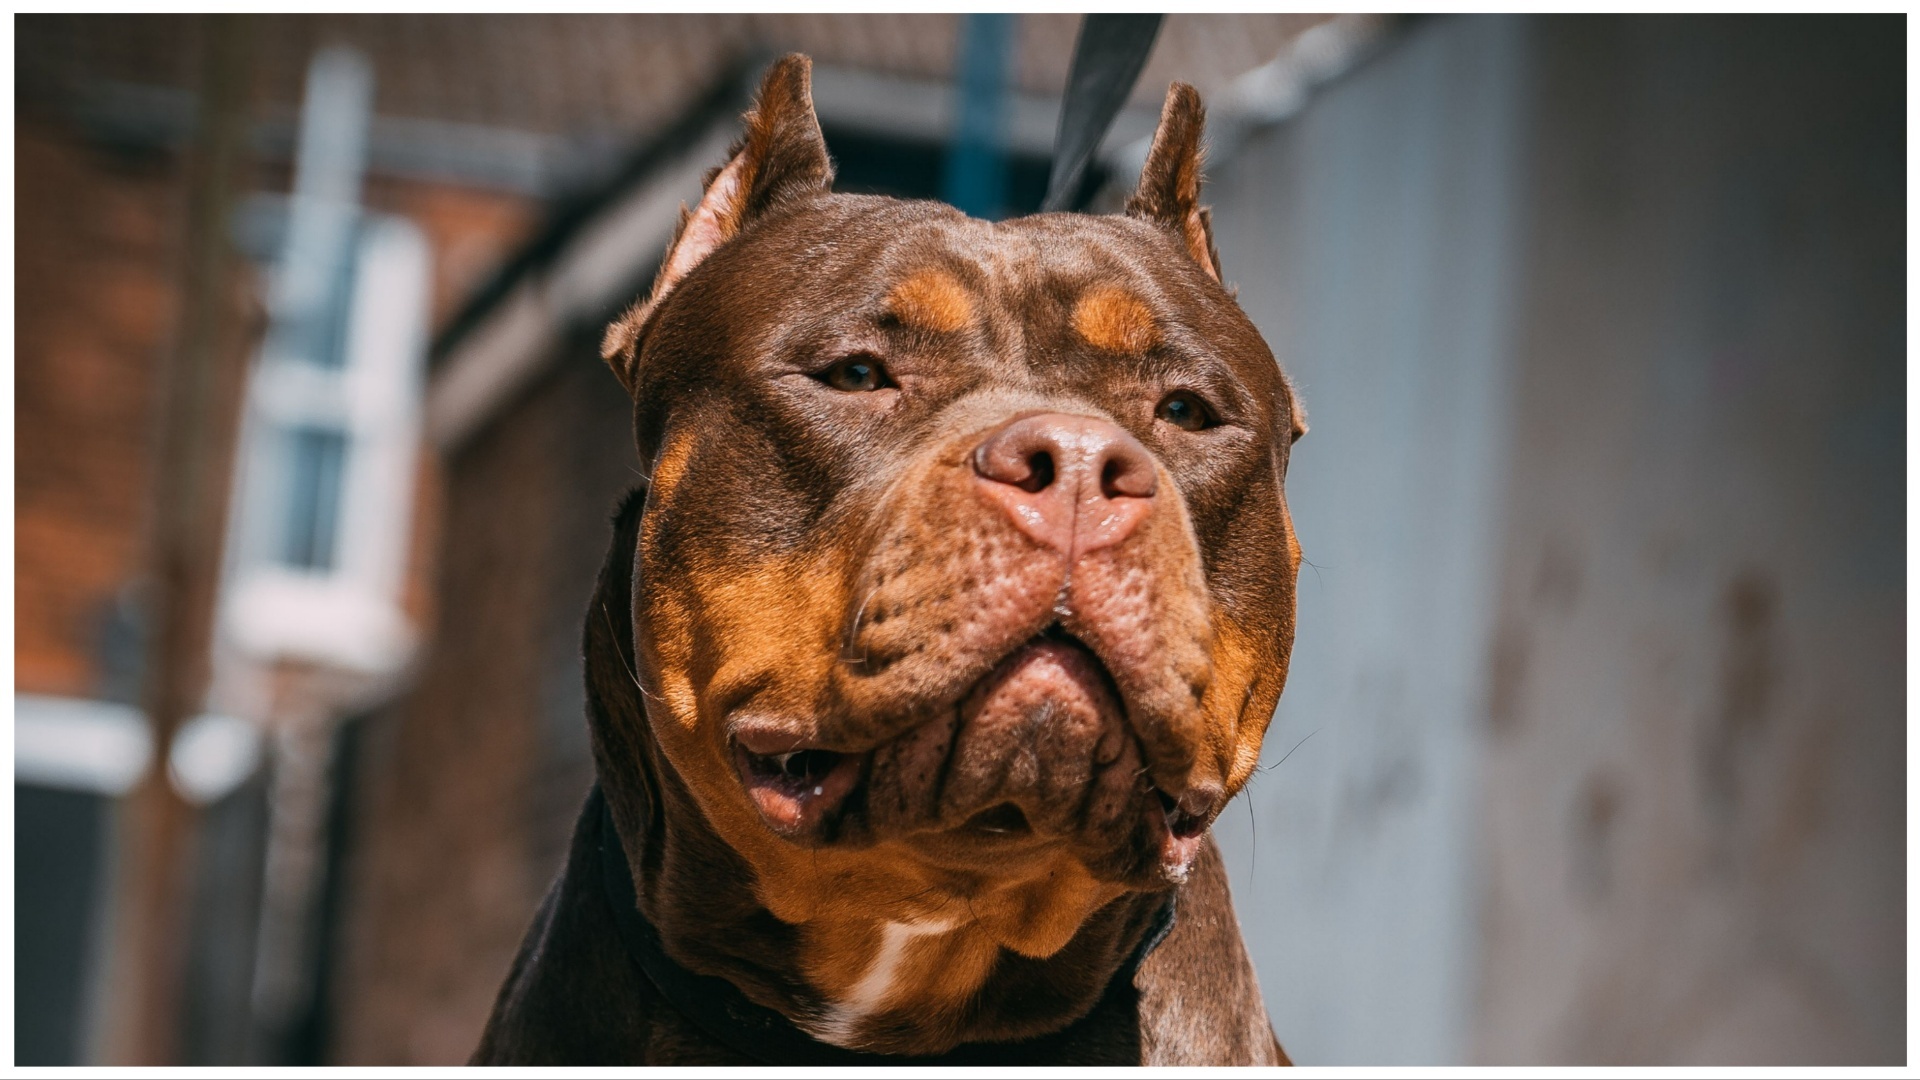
221,213 -> 429,675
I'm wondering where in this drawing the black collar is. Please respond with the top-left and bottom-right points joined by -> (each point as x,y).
590,785 -> 1175,1066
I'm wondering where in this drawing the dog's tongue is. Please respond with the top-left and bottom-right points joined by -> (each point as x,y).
939,638 -> 1131,833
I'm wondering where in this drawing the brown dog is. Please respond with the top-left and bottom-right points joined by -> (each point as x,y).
473,55 -> 1304,1065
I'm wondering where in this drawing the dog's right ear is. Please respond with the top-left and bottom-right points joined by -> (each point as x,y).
601,54 -> 833,394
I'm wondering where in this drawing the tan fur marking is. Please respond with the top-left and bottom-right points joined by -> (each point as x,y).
1210,616 -> 1276,791
1072,286 -> 1161,354
648,431 -> 698,501
1285,372 -> 1310,442
886,269 -> 973,334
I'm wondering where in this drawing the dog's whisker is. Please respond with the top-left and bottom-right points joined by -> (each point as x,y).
1243,787 -> 1258,898
1261,728 -> 1320,773
842,584 -> 883,661
1300,555 -> 1329,589
602,602 -> 666,709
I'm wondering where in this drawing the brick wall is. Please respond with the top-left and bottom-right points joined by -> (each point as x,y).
15,125 -> 178,698
330,338 -> 637,1065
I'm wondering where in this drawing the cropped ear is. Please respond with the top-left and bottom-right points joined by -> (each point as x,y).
1126,83 -> 1221,282
602,54 -> 834,393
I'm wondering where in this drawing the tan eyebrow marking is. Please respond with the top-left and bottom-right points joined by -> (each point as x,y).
885,269 -> 973,333
649,429 -> 697,500
1071,285 -> 1161,354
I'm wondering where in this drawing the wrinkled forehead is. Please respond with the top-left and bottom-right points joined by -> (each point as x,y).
819,203 -> 1210,315
745,197 -> 1284,385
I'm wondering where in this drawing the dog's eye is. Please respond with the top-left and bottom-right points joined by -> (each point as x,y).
816,355 -> 892,392
1155,391 -> 1214,431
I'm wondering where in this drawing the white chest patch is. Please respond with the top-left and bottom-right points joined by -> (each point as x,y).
809,919 -> 955,1048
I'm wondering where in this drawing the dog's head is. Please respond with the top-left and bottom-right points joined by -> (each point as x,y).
601,56 -> 1303,967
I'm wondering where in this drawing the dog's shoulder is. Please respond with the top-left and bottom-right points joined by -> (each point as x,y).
1135,837 -> 1290,1066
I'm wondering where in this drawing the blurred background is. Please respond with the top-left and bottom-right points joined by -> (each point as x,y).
12,13 -> 1903,1066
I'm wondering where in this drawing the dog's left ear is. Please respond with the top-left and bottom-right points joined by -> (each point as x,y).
603,54 -> 834,392
1127,83 -> 1222,282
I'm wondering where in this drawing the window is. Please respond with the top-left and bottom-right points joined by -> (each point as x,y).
221,212 -> 429,674
280,425 -> 349,571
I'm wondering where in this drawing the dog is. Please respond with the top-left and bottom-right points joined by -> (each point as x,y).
472,55 -> 1305,1065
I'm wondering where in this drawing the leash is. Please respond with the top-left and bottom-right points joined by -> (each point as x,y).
1040,14 -> 1166,212
589,785 -> 1175,1065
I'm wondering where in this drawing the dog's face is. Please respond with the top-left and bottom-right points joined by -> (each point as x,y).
603,58 -> 1302,964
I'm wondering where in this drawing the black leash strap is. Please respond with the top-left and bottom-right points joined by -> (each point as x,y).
1040,13 -> 1166,212
590,785 -> 1175,1065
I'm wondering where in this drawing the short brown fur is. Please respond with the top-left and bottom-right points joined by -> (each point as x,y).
1127,83 -> 1223,282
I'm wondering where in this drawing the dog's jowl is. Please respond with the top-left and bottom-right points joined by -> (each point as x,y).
474,55 -> 1304,1066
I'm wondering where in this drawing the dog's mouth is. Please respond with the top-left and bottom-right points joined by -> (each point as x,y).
731,739 -> 866,836
729,623 -> 1210,878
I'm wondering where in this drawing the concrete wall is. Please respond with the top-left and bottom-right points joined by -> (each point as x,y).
1207,14 -> 1902,1066
1471,16 -> 1903,1065
1205,14 -> 1525,1065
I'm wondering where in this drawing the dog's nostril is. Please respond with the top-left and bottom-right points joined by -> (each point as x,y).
973,436 -> 1056,492
1022,451 -> 1055,493
1100,452 -> 1156,500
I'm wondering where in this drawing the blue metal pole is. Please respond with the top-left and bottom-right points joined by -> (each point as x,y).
943,13 -> 1015,219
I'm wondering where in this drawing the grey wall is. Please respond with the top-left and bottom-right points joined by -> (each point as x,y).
1205,14 -> 1902,1066
1470,16 -> 1903,1065
1205,13 -> 1525,1067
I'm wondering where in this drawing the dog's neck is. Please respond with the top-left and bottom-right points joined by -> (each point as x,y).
582,490 -> 1166,1055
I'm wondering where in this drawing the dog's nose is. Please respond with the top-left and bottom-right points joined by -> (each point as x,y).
972,413 -> 1157,557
